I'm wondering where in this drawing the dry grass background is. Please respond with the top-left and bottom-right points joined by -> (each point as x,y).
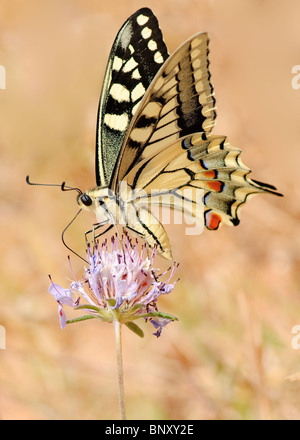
0,0 -> 299,419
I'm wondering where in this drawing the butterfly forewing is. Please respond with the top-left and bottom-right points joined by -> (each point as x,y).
112,32 -> 216,189
96,7 -> 169,186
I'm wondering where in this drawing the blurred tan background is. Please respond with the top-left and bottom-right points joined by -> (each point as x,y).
0,0 -> 299,419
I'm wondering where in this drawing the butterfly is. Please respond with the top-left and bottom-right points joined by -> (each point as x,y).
76,7 -> 282,260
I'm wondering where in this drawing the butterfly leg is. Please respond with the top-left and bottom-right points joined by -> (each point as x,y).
94,223 -> 114,241
85,222 -> 113,247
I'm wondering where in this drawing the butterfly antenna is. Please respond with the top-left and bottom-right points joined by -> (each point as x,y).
61,208 -> 88,263
26,175 -> 82,195
27,176 -> 87,262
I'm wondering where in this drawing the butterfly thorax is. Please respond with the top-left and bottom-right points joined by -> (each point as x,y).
77,181 -> 174,259
77,183 -> 138,227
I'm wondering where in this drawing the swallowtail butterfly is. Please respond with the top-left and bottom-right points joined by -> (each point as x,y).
76,7 -> 281,260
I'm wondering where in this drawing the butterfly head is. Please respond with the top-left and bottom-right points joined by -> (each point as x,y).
77,186 -> 116,216
78,193 -> 93,207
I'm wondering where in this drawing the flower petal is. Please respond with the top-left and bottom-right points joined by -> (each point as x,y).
150,317 -> 172,337
58,304 -> 67,329
49,283 -> 76,307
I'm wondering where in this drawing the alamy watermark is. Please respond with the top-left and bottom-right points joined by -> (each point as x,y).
91,182 -> 205,237
0,65 -> 6,89
0,66 -> 6,345
291,325 -> 300,349
0,325 -> 6,349
291,65 -> 300,90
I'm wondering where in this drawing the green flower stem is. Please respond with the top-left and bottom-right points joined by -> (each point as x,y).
113,320 -> 126,420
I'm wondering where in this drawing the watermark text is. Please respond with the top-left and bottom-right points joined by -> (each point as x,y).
291,325 -> 300,349
291,65 -> 300,90
0,65 -> 6,89
0,325 -> 6,349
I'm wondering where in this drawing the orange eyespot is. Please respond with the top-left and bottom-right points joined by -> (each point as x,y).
205,211 -> 222,230
207,181 -> 224,192
203,170 -> 217,179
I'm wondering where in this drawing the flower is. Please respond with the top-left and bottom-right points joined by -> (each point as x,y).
48,236 -> 178,337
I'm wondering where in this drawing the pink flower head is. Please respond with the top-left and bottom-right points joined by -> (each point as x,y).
49,236 -> 178,336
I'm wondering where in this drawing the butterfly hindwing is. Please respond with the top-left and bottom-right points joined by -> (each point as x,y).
123,134 -> 281,240
96,7 -> 169,186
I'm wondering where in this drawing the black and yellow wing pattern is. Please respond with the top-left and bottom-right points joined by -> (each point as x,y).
78,7 -> 282,260
96,8 -> 168,186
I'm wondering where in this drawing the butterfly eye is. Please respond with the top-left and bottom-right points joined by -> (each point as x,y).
80,194 -> 92,206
